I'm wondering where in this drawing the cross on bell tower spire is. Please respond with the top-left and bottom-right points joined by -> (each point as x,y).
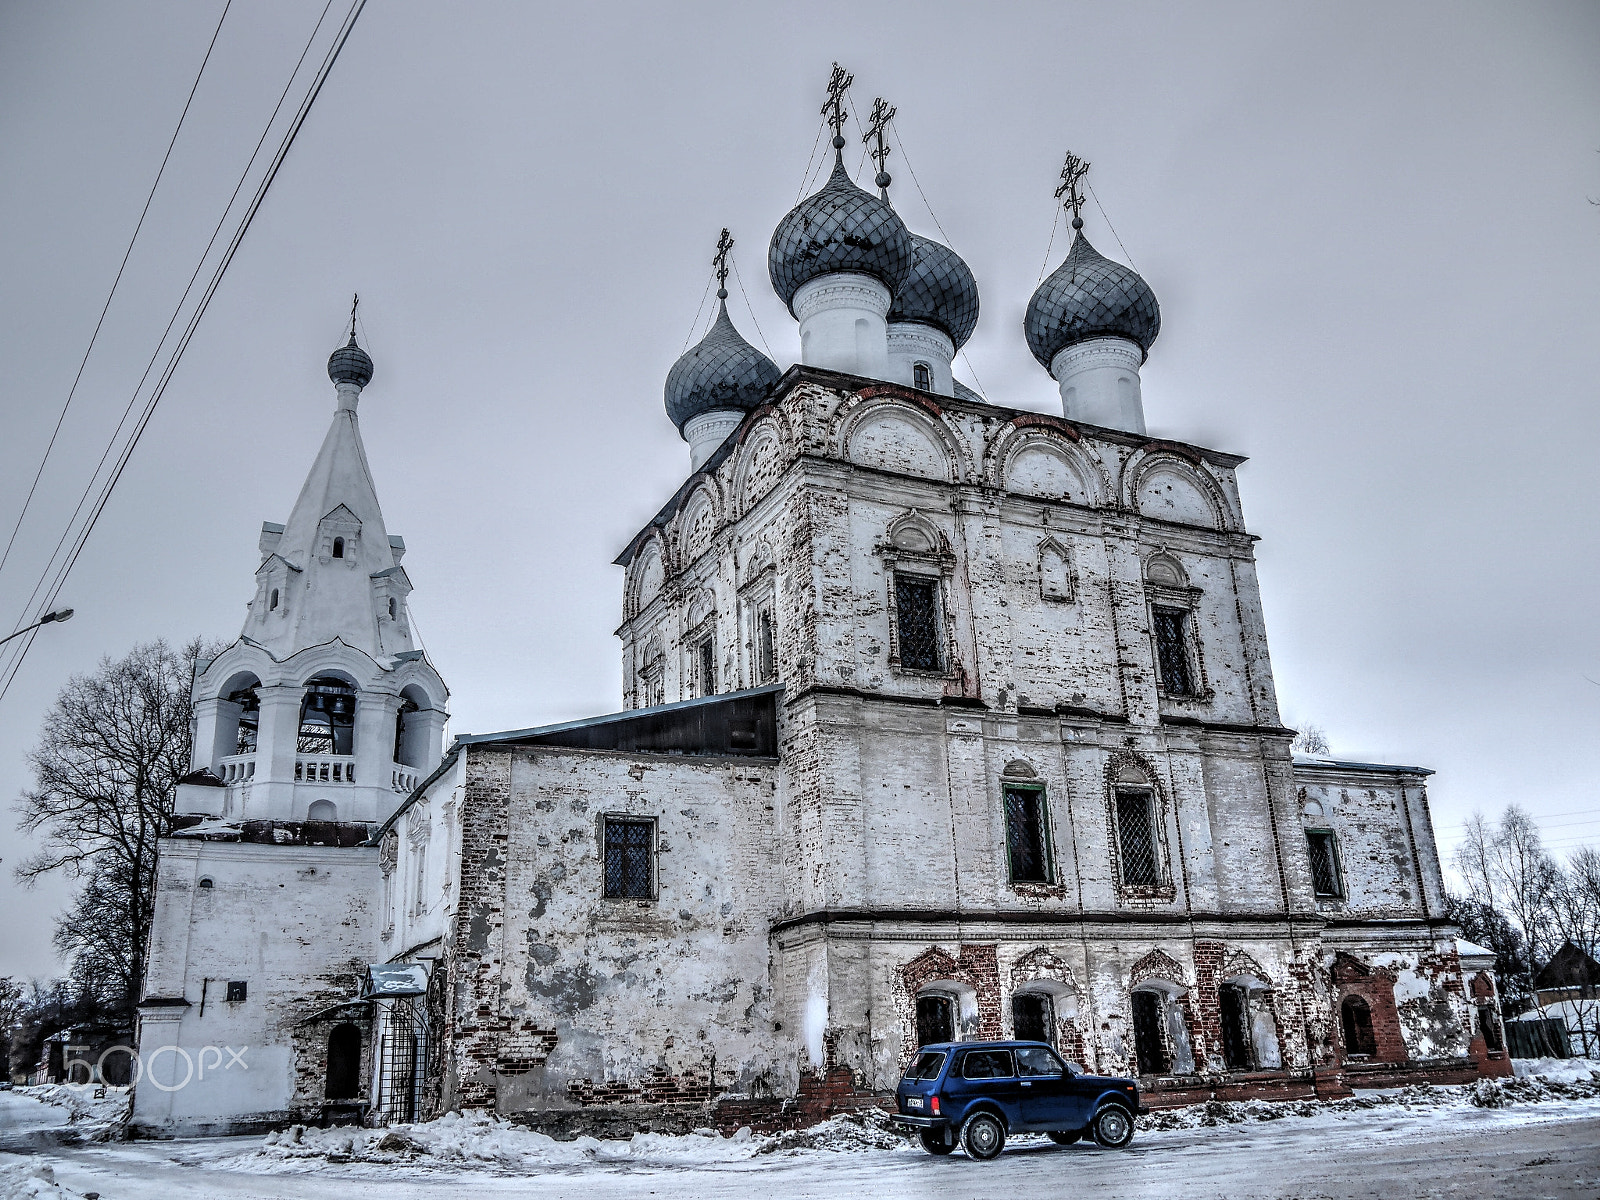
821,62 -> 853,162
1055,152 -> 1091,231
864,96 -> 895,199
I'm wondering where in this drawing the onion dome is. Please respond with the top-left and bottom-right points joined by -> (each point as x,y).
768,156 -> 913,314
664,298 -> 782,434
1024,229 -> 1160,368
327,331 -> 374,388
888,232 -> 980,349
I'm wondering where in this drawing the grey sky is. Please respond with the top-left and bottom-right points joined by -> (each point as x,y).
1,1 -> 1596,982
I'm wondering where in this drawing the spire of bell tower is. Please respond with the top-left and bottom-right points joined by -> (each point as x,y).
241,317 -> 411,660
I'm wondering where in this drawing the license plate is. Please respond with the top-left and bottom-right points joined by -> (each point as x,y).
907,1096 -> 923,1109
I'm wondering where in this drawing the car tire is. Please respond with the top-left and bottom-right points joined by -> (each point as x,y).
1091,1104 -> 1135,1149
919,1130 -> 956,1156
1047,1130 -> 1081,1146
960,1112 -> 1006,1161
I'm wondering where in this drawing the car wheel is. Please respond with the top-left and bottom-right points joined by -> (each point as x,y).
1091,1104 -> 1135,1149
1047,1130 -> 1081,1146
961,1112 -> 1006,1161
919,1130 -> 956,1156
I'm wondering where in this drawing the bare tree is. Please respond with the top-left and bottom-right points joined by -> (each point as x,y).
1291,723 -> 1329,755
13,639 -> 209,1016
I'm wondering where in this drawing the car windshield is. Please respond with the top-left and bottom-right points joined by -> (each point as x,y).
905,1051 -> 945,1081
959,1049 -> 1015,1079
1016,1046 -> 1068,1077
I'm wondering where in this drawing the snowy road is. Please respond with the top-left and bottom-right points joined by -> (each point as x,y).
4,1089 -> 1600,1200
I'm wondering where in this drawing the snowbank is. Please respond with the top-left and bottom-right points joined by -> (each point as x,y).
15,1085 -> 128,1134
1139,1069 -> 1600,1132
1513,1057 -> 1600,1083
231,1108 -> 912,1174
0,1156 -> 73,1200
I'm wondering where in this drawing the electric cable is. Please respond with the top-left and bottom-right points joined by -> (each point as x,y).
0,0 -> 234,583
0,0 -> 368,707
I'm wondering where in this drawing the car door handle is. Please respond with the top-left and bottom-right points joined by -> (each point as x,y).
1021,1081 -> 1032,1087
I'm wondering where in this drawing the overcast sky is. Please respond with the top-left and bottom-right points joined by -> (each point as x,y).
0,1 -> 1596,982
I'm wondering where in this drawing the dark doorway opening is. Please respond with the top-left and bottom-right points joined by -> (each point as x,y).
1131,990 -> 1169,1076
1220,984 -> 1254,1070
1341,995 -> 1376,1058
917,994 -> 955,1046
1012,992 -> 1054,1044
325,1023 -> 362,1100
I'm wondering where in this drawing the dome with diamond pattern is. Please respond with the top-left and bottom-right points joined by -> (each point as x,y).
664,299 -> 783,434
888,232 -> 980,349
768,157 -> 912,314
1024,231 -> 1160,367
327,331 -> 374,388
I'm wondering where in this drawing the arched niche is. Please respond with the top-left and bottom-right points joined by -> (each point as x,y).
1004,442 -> 1087,503
679,488 -> 720,565
736,424 -> 788,513
394,683 -> 435,769
844,404 -> 953,482
632,541 -> 665,615
1128,456 -> 1228,530
1144,550 -> 1189,589
307,798 -> 338,822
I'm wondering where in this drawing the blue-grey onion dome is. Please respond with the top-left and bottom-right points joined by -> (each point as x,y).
768,157 -> 912,314
1024,231 -> 1160,368
327,332 -> 374,388
888,232 -> 980,350
664,301 -> 783,435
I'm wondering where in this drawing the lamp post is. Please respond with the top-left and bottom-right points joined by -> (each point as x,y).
0,608 -> 74,649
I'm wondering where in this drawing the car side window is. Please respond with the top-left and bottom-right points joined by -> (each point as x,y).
905,1051 -> 946,1081
1016,1046 -> 1068,1077
960,1049 -> 1015,1079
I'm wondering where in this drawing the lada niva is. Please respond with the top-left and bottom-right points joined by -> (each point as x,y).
890,1041 -> 1143,1160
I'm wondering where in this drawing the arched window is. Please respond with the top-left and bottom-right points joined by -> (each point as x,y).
307,799 -> 338,822
269,588 -> 279,610
299,676 -> 356,756
1012,992 -> 1054,1044
228,684 -> 260,754
394,694 -> 420,766
1341,994 -> 1376,1057
325,1023 -> 362,1100
197,877 -> 214,889
332,537 -> 345,559
388,597 -> 397,619
913,361 -> 932,391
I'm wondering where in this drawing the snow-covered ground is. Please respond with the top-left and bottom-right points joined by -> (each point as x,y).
3,1068 -> 1599,1200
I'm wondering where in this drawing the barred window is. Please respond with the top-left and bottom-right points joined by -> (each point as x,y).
1004,786 -> 1052,883
895,575 -> 941,671
1306,829 -> 1343,898
757,607 -> 776,684
913,361 -> 932,391
603,817 -> 655,900
697,637 -> 717,698
225,980 -> 247,1003
1116,789 -> 1161,886
1153,606 -> 1193,697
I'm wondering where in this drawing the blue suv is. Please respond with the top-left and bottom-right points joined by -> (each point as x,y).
891,1041 -> 1142,1160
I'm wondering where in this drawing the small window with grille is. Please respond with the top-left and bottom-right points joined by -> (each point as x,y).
696,637 -> 717,697
1004,785 -> 1052,883
603,816 -> 656,900
894,574 -> 942,672
756,607 -> 777,684
1116,789 -> 1162,887
913,361 -> 932,391
1306,829 -> 1344,898
1152,606 -> 1194,697
225,980 -> 247,1003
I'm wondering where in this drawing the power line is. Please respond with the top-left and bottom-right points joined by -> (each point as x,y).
0,0 -> 234,583
0,0 -> 340,692
0,0 -> 369,708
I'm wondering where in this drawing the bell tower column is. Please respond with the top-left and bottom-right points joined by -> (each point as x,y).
252,683 -> 304,820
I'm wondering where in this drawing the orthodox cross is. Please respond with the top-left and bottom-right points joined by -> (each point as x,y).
348,293 -> 360,341
1055,153 -> 1090,228
712,228 -> 733,299
821,62 -> 853,149
864,96 -> 895,196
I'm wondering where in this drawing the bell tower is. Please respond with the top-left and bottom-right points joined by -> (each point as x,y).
176,311 -> 449,828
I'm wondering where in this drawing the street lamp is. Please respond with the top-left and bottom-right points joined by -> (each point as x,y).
0,608 -> 74,649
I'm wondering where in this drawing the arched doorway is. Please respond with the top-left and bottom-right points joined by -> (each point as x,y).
325,1023 -> 362,1100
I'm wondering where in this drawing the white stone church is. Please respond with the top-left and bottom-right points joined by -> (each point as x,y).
132,84 -> 1511,1137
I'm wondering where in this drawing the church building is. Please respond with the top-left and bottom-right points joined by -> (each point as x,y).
132,73 -> 1509,1137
